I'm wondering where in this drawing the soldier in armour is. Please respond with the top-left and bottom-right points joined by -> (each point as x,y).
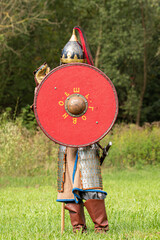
33,27 -> 109,233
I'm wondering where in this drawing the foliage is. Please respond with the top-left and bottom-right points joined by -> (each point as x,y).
0,113 -> 58,176
0,168 -> 160,239
0,112 -> 160,176
0,0 -> 59,112
101,122 -> 160,168
0,0 -> 55,53
0,0 -> 159,124
19,105 -> 37,129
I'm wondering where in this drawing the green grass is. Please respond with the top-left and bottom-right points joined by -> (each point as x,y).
0,167 -> 160,239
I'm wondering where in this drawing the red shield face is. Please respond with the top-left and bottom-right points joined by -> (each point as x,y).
34,63 -> 118,147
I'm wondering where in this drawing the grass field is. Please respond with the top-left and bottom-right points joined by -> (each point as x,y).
0,167 -> 160,239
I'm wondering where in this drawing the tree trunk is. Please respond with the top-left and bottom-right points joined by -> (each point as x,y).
94,25 -> 102,68
136,2 -> 147,125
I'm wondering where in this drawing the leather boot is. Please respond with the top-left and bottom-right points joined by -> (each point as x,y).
84,199 -> 109,233
65,202 -> 87,233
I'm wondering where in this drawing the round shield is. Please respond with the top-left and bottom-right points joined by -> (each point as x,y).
34,63 -> 118,147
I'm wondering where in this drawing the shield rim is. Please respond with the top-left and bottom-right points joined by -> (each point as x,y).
34,63 -> 118,147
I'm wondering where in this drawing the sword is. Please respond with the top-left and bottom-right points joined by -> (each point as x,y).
97,142 -> 112,166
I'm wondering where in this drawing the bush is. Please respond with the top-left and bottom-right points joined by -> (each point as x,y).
0,112 -> 58,176
101,122 -> 160,168
0,110 -> 160,176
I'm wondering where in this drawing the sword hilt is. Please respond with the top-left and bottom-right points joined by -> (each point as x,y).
98,142 -> 112,166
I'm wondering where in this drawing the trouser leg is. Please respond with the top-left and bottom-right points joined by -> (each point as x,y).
84,199 -> 109,233
65,202 -> 87,233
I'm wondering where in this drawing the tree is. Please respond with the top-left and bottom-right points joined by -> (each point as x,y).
0,0 -> 56,55
0,0 -> 58,111
0,0 -> 159,124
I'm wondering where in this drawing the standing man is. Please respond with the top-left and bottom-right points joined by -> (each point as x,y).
34,27 -> 110,233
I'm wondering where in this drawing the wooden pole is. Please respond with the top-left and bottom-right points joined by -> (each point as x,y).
61,202 -> 65,234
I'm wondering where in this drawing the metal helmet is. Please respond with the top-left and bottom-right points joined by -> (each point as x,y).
60,26 -> 94,65
60,29 -> 84,64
